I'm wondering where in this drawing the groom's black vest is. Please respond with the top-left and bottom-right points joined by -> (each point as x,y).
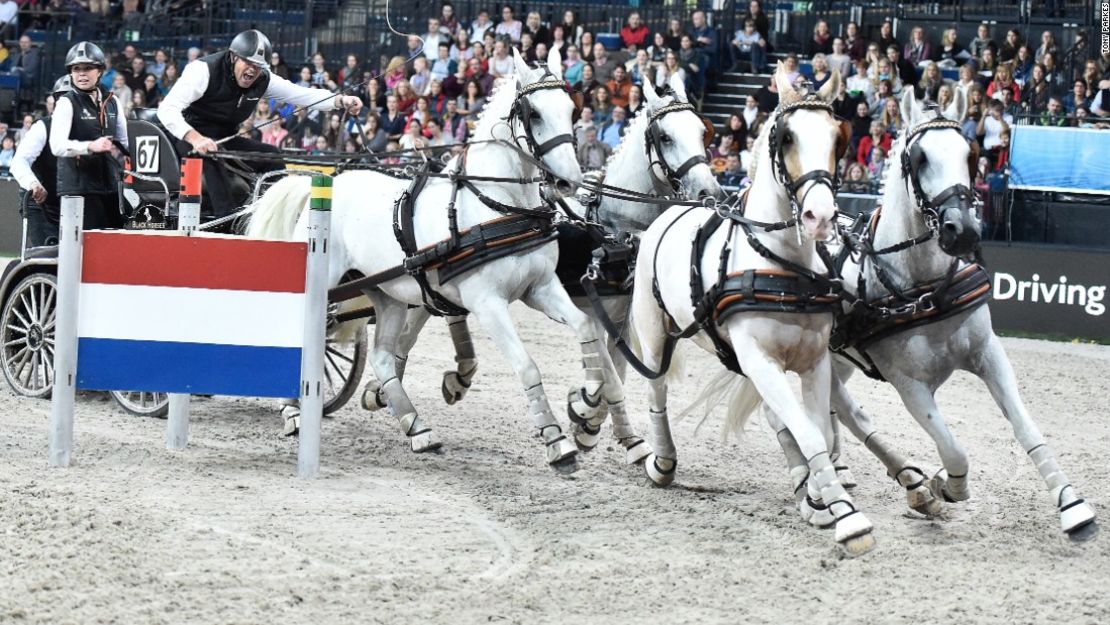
181,51 -> 271,139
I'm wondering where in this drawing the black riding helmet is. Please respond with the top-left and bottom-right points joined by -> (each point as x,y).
230,30 -> 272,68
52,75 -> 74,97
65,42 -> 107,70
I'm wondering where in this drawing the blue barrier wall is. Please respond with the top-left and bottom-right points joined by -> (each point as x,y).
1009,126 -> 1110,195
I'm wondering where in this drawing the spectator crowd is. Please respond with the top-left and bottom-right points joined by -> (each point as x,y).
1,0 -> 1108,199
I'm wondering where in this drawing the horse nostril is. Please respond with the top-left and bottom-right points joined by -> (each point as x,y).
697,190 -> 710,200
554,180 -> 574,195
802,209 -> 817,222
943,221 -> 959,234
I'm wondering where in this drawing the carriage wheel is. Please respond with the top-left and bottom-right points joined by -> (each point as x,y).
110,390 -> 170,418
1,273 -> 57,398
323,323 -> 368,415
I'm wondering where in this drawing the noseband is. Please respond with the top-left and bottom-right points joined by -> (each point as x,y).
899,113 -> 978,229
768,96 -> 841,219
509,69 -> 577,162
645,101 -> 711,191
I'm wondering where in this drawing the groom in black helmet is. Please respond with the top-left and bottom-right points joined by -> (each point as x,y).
158,30 -> 362,215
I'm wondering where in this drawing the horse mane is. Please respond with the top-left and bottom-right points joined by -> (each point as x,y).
602,98 -> 658,171
470,74 -> 520,141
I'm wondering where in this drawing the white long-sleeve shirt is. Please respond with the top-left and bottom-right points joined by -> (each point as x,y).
157,59 -> 341,140
49,93 -> 129,158
10,118 -> 46,191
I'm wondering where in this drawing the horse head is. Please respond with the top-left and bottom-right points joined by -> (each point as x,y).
898,88 -> 981,257
766,63 -> 845,241
641,75 -> 724,201
511,46 -> 583,195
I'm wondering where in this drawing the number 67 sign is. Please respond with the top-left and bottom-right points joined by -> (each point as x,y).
135,136 -> 160,174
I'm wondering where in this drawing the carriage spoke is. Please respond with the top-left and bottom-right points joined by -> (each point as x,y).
4,338 -> 26,348
15,348 -> 34,385
10,307 -> 31,330
40,283 -> 55,324
325,345 -> 355,365
323,359 -> 337,394
20,292 -> 35,325
28,285 -> 40,323
30,352 -> 40,388
6,323 -> 28,336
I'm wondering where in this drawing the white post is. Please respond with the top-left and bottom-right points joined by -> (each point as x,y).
166,159 -> 202,450
297,176 -> 331,478
48,197 -> 84,467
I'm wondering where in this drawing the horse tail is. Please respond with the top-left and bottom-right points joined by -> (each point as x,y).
677,369 -> 763,441
245,175 -> 312,240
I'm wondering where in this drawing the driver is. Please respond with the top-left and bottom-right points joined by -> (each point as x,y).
157,30 -> 362,216
49,42 -> 128,230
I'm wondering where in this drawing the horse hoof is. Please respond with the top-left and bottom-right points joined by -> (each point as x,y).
1066,519 -> 1099,543
839,532 -> 877,558
550,453 -> 579,475
622,438 -> 652,466
409,430 -> 442,453
441,371 -> 470,406
835,465 -> 858,489
281,405 -> 300,437
360,381 -> 387,412
573,422 -> 601,452
834,511 -> 875,549
928,470 -> 970,503
801,498 -> 836,529
644,454 -> 676,487
1061,499 -> 1098,541
566,387 -> 604,426
545,435 -> 579,465
907,485 -> 944,518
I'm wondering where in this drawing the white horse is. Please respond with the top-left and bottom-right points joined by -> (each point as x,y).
248,48 -> 626,473
628,66 -> 877,556
807,89 -> 1097,541
366,74 -> 724,464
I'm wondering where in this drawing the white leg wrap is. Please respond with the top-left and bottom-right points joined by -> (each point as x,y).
281,404 -> 300,437
381,378 -> 438,452
606,400 -> 650,463
394,355 -> 408,381
809,452 -> 873,549
579,340 -> 606,400
526,384 -> 557,431
648,409 -> 676,460
1029,444 -> 1070,498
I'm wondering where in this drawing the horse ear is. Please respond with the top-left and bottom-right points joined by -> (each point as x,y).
669,72 -> 688,102
817,69 -> 841,104
512,47 -> 532,79
775,61 -> 799,105
945,87 -> 967,122
642,77 -> 661,106
900,88 -> 919,127
546,45 -> 563,80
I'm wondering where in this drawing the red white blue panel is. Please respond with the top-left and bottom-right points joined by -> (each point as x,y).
75,231 -> 308,398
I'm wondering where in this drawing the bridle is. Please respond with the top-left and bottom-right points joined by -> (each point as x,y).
507,67 -> 577,164
768,95 -> 844,224
898,110 -> 979,240
644,100 -> 714,191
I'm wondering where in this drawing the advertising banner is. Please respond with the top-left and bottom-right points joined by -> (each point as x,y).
981,242 -> 1109,341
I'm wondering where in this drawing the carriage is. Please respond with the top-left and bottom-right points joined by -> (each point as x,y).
0,114 -> 369,417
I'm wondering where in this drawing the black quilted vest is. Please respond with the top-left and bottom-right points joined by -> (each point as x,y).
30,118 -> 59,211
56,87 -> 120,196
181,51 -> 271,138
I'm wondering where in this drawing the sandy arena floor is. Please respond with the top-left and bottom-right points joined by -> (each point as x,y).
2,304 -> 1108,625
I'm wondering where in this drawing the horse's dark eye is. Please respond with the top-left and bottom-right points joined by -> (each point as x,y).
530,111 -> 542,120
782,133 -> 794,145
661,134 -> 672,144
